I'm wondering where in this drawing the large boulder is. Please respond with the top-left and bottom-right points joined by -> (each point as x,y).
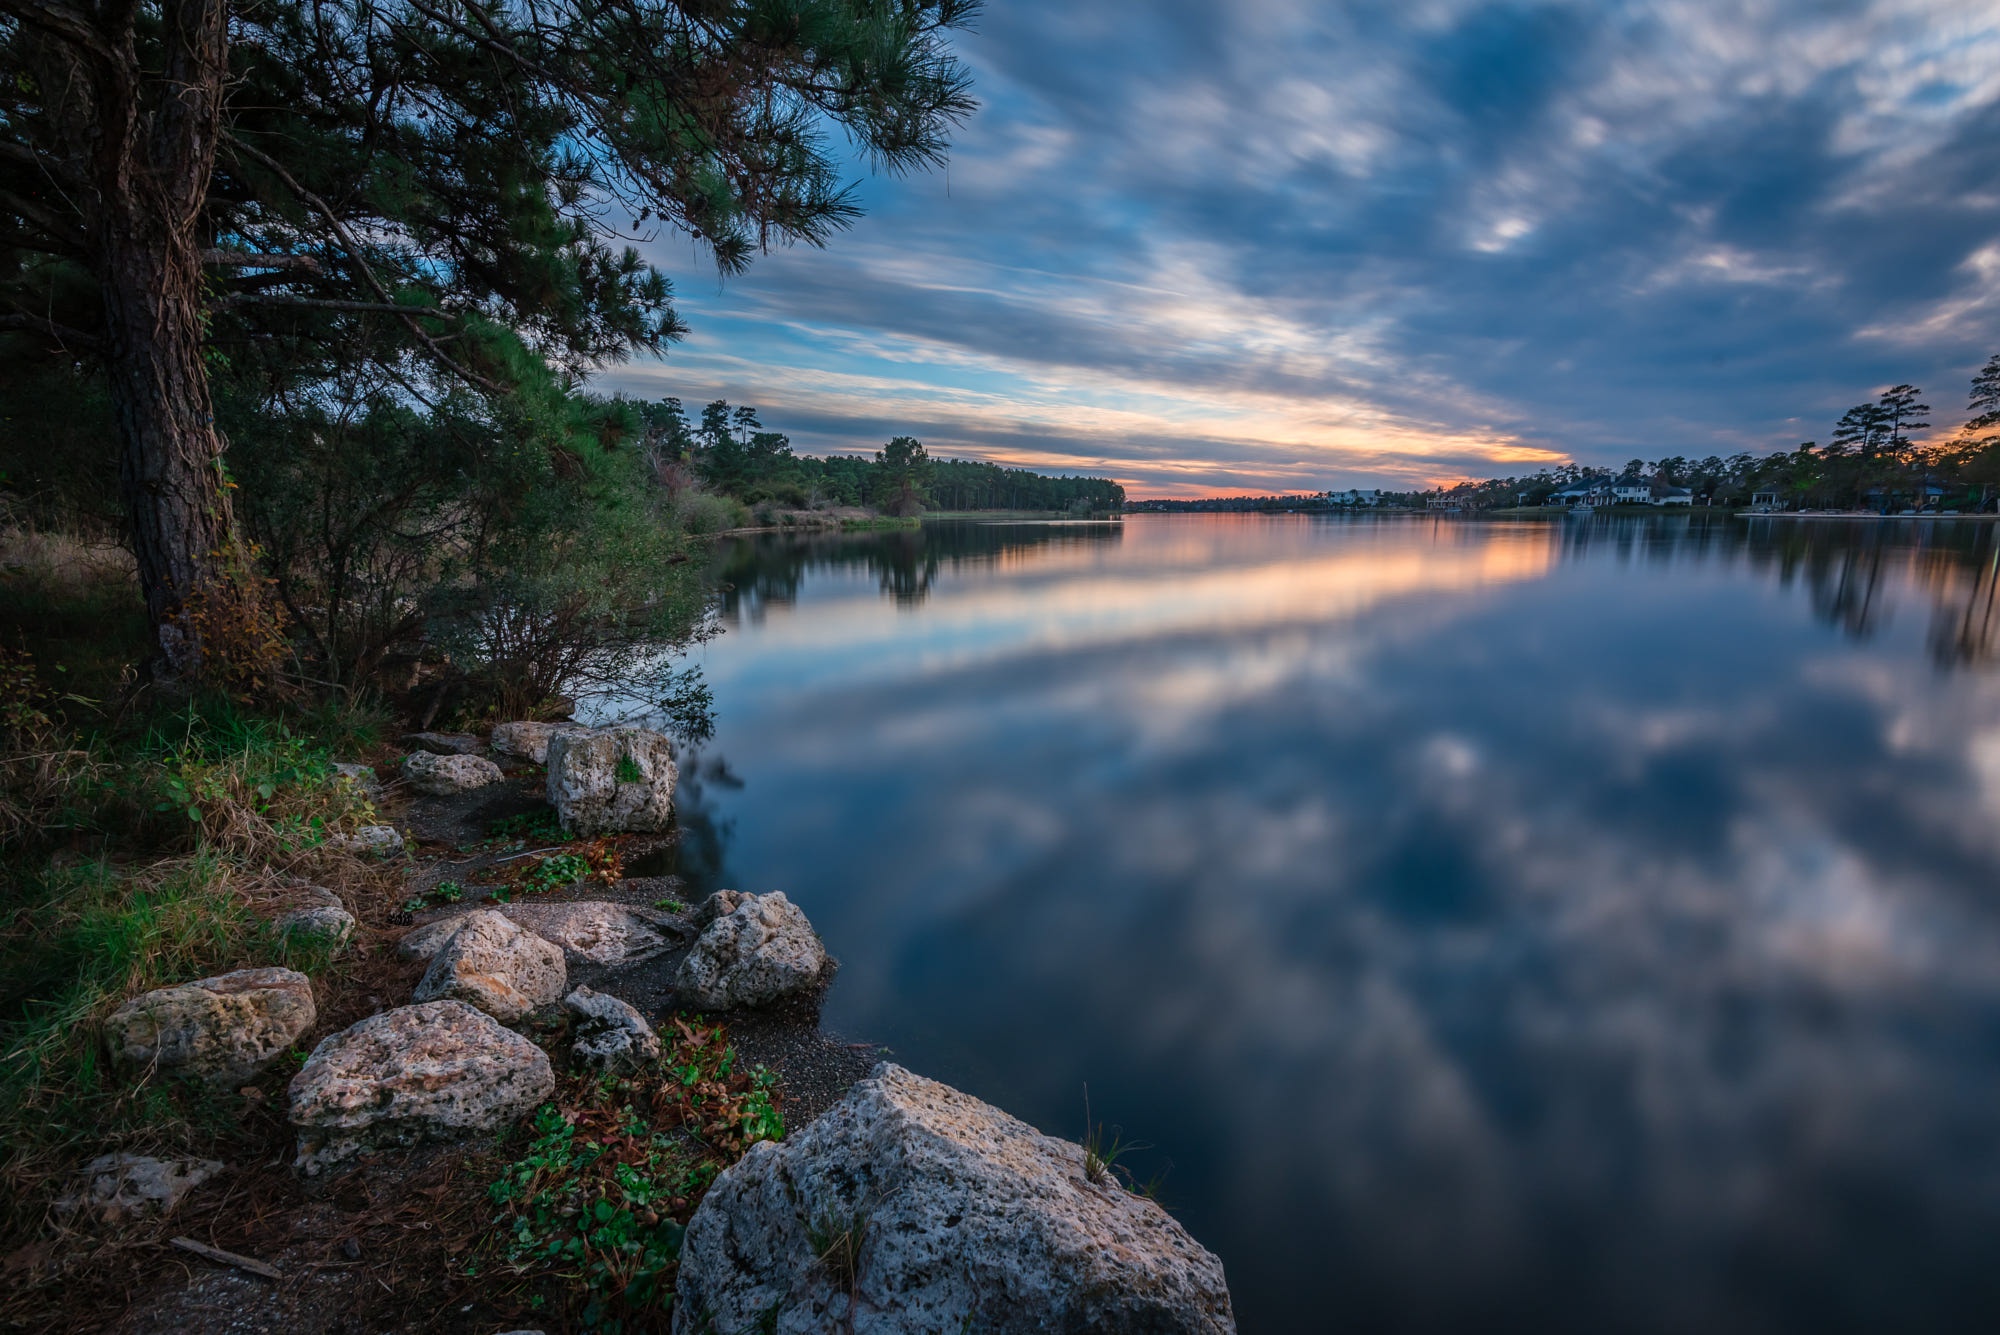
674,1064 -> 1236,1334
673,892 -> 830,1011
402,750 -> 505,795
545,727 -> 676,834
413,910 -> 566,1022
56,1153 -> 225,1222
491,721 -> 591,765
289,1000 -> 555,1176
105,967 -> 316,1087
563,986 -> 660,1073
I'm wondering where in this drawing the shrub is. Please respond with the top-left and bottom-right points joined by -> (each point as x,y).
671,491 -> 749,536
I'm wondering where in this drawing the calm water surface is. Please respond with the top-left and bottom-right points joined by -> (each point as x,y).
668,514 -> 2000,1333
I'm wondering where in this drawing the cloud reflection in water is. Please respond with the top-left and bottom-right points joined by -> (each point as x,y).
681,514 -> 2000,1332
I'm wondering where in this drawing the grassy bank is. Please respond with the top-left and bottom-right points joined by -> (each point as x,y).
0,677 -> 389,1229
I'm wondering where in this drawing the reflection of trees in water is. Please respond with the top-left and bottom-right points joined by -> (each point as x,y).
639,750 -> 740,897
1555,514 -> 2000,667
1920,546 -> 2000,669
712,520 -> 1125,621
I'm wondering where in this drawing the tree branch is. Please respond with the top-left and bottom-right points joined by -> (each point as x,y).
222,132 -> 502,393
0,310 -> 100,348
201,249 -> 322,271
0,0 -> 121,65
218,293 -> 431,315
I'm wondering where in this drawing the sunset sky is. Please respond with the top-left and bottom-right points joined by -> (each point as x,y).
604,0 -> 2000,498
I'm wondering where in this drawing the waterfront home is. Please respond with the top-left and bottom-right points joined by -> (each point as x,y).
1551,482 -> 1610,506
1613,480 -> 1652,505
1651,484 -> 1694,506
1750,490 -> 1785,511
1325,489 -> 1380,507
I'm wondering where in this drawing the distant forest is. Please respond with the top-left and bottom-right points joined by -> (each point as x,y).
1132,354 -> 2000,515
1429,355 -> 2000,512
640,399 -> 1126,517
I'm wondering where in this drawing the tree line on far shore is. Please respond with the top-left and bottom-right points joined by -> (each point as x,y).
1428,357 -> 2000,512
639,398 -> 1126,520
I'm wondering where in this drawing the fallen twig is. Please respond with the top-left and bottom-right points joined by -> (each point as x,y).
169,1237 -> 282,1281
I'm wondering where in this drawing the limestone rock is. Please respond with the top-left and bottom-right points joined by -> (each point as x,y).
691,888 -> 752,929
56,1153 -> 225,1221
413,910 -> 566,1022
277,904 -> 356,953
402,750 -> 505,795
491,721 -> 590,765
503,901 -> 687,964
564,986 -> 661,1073
332,761 -> 381,795
545,728 -> 676,834
672,892 -> 829,1011
397,915 -> 468,961
401,731 -> 483,755
398,901 -> 683,967
105,967 -> 316,1086
328,824 -> 403,856
289,1000 -> 555,1176
674,1064 -> 1235,1335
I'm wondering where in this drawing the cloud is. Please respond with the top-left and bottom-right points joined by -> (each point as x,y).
603,0 -> 2000,494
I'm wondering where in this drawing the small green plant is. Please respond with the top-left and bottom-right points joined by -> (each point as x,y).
488,809 -> 567,843
487,1023 -> 782,1329
1080,1088 -> 1150,1191
521,852 -> 590,895
489,1102 -> 702,1328
401,879 -> 466,913
652,897 -> 688,913
808,1206 -> 868,1291
1082,1122 -> 1127,1187
615,754 -> 644,784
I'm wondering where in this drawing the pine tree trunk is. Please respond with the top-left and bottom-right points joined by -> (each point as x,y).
101,221 -> 244,679
76,0 -> 264,681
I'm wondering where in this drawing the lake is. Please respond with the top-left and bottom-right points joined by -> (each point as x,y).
668,513 -> 2000,1333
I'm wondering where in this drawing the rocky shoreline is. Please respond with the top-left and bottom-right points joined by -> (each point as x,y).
50,724 -> 1234,1334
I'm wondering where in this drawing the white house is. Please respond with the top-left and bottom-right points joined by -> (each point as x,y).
1651,484 -> 1694,506
1612,480 -> 1652,505
1324,489 -> 1380,506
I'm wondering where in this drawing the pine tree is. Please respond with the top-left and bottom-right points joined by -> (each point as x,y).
1877,384 -> 1930,459
0,0 -> 977,678
1830,402 -> 1891,458
1968,354 -> 2000,435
